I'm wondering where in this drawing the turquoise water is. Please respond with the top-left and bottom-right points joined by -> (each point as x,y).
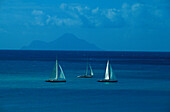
0,51 -> 170,112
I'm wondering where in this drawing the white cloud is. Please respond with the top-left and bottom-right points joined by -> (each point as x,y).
32,10 -> 44,26
34,17 -> 44,26
131,3 -> 141,11
60,3 -> 67,10
32,10 -> 43,15
92,7 -> 99,14
71,6 -> 82,12
60,3 -> 90,15
102,9 -> 118,21
46,15 -> 82,26
31,2 -> 169,29
120,2 -> 169,29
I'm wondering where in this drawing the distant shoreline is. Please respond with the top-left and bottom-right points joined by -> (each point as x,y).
0,49 -> 170,53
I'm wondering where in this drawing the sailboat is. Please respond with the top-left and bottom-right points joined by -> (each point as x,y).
98,60 -> 118,82
45,60 -> 66,82
77,64 -> 94,78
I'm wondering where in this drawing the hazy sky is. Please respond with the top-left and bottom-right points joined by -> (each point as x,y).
0,0 -> 170,51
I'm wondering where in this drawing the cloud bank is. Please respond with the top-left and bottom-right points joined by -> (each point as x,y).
31,2 -> 169,29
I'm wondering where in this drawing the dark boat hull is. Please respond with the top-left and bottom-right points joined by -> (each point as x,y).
45,80 -> 66,82
77,75 -> 93,78
98,80 -> 118,82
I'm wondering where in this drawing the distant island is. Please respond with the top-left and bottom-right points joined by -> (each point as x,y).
21,33 -> 101,51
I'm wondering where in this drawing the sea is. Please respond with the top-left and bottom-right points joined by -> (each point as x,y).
0,50 -> 170,112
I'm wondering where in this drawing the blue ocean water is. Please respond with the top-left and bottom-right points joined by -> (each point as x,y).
0,50 -> 170,112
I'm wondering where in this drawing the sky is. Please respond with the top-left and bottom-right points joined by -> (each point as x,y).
0,0 -> 170,51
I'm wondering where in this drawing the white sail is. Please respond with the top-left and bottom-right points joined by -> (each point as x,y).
85,64 -> 88,76
89,65 -> 94,76
105,60 -> 110,80
59,65 -> 66,80
109,65 -> 113,80
49,65 -> 56,79
109,64 -> 117,80
55,60 -> 58,79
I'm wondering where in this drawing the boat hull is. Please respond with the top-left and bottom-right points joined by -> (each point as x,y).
45,80 -> 66,82
77,75 -> 93,78
97,80 -> 118,82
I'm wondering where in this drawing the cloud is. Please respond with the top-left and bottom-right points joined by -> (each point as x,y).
120,2 -> 170,29
32,10 -> 43,15
57,3 -> 125,28
59,3 -> 90,13
30,2 -> 170,29
59,3 -> 67,10
102,9 -> 120,21
46,15 -> 82,26
32,10 -> 44,26
131,3 -> 141,11
92,7 -> 99,14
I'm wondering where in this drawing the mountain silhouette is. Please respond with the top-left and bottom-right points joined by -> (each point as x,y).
22,33 -> 101,51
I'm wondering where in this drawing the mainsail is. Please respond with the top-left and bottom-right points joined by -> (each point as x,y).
49,60 -> 66,81
104,60 -> 117,80
55,60 -> 58,79
49,63 -> 57,79
98,60 -> 118,82
85,64 -> 93,76
105,60 -> 110,80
